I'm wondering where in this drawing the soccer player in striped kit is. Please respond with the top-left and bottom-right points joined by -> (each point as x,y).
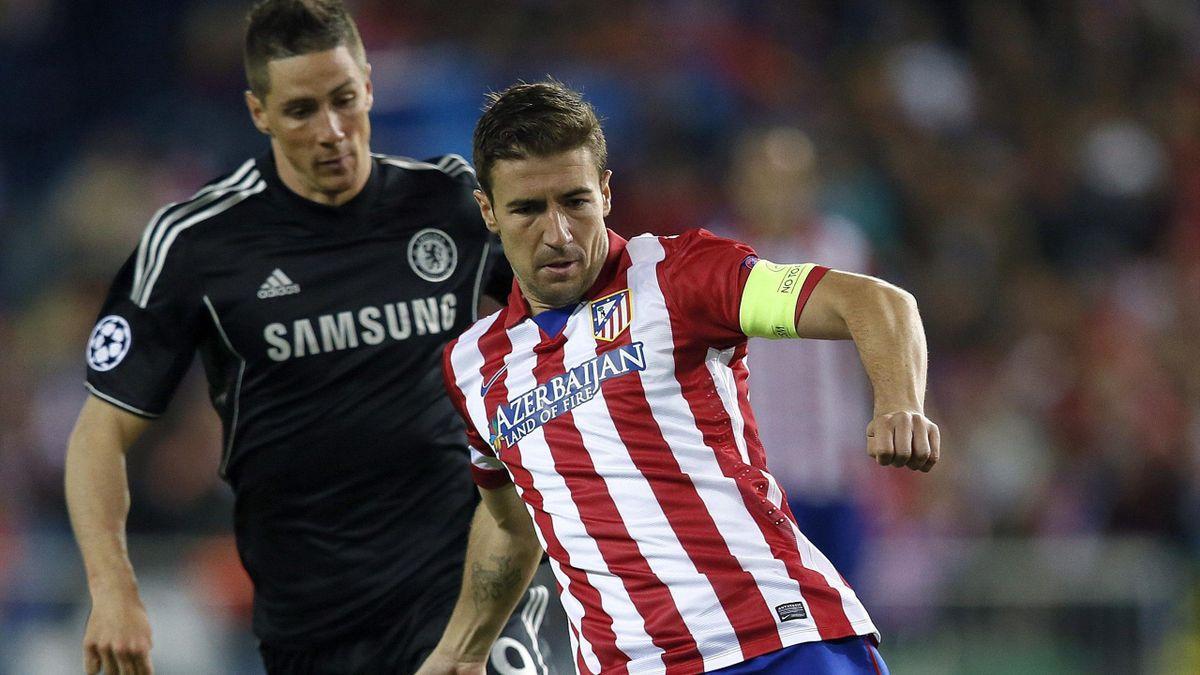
422,81 -> 939,674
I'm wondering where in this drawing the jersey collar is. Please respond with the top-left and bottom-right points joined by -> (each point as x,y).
258,151 -> 382,220
504,229 -> 628,328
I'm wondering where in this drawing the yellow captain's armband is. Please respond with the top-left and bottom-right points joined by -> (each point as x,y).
738,261 -> 818,339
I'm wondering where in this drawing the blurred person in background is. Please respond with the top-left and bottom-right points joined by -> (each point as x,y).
63,1 -> 567,673
715,127 -> 877,583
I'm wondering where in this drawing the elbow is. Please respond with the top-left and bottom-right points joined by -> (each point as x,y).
888,284 -> 919,315
870,277 -> 916,312
858,279 -> 919,333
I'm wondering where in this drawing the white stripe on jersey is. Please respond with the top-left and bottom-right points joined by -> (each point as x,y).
449,312 -> 502,454
132,159 -> 255,304
561,308 -> 739,671
84,381 -> 160,418
504,320 -> 639,674
470,446 -> 505,474
134,169 -> 266,307
436,153 -> 476,177
202,295 -> 246,478
624,236 -> 822,644
375,153 -> 474,178
449,316 -> 602,672
707,347 -> 876,635
471,238 -> 491,321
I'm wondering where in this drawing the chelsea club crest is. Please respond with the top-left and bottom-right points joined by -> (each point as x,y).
408,228 -> 458,282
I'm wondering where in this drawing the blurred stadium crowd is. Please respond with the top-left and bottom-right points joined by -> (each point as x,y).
2,1 -> 1198,672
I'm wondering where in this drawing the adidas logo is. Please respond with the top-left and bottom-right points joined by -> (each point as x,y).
257,268 -> 301,299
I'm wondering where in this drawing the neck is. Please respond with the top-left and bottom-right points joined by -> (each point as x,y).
273,147 -> 371,207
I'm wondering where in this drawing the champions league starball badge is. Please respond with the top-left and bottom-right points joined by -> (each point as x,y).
87,315 -> 132,371
407,228 -> 458,282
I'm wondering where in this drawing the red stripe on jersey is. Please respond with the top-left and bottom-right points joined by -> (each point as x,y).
656,268 -> 857,641
470,464 -> 509,489
731,347 -> 860,633
601,329 -> 780,662
793,265 -> 829,324
728,343 -> 768,469
476,318 -> 627,672
534,343 -> 699,673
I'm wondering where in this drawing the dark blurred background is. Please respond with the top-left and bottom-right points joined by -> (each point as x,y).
2,1 -> 1198,672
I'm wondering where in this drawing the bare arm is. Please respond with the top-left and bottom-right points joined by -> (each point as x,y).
417,483 -> 545,675
65,395 -> 155,674
795,270 -> 940,471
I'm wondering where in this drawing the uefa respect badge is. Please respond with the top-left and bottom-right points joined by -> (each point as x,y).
87,315 -> 132,371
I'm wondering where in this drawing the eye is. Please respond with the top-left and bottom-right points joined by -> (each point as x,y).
285,104 -> 314,119
568,198 -> 590,209
335,93 -> 357,107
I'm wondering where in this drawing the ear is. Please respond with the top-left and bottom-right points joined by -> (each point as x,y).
245,90 -> 271,136
363,63 -> 374,110
474,189 -> 500,233
600,169 -> 613,217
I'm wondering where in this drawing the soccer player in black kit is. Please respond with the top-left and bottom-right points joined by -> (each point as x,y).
64,1 -> 567,673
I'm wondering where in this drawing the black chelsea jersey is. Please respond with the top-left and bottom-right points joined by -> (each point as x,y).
85,152 -> 511,645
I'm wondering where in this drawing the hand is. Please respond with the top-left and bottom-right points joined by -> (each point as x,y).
867,410 -> 940,472
82,592 -> 154,674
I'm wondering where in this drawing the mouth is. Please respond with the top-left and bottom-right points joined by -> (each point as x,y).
538,259 -> 581,279
316,153 -> 352,172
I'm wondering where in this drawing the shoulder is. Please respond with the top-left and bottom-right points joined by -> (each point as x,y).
630,228 -> 756,265
373,152 -> 478,191
138,158 -> 268,244
444,309 -> 505,371
129,158 -> 267,307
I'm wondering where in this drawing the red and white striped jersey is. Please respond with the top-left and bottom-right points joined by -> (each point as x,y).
443,229 -> 877,674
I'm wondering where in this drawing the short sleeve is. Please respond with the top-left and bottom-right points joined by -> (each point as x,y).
441,342 -> 512,490
84,239 -> 204,417
659,229 -> 759,347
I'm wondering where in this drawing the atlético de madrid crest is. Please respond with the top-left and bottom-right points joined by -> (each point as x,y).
591,289 -> 633,342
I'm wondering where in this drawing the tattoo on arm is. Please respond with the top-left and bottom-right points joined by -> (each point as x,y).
470,554 -> 521,610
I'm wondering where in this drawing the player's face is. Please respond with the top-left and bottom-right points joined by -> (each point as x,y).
476,148 -> 612,313
245,46 -> 373,206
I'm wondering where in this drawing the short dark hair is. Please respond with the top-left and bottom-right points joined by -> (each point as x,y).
473,80 -> 607,197
244,0 -> 366,99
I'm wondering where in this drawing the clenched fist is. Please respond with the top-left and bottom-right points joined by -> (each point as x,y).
867,411 -> 940,472
82,592 -> 154,675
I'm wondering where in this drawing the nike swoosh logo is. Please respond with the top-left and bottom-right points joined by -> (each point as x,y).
480,364 -> 508,398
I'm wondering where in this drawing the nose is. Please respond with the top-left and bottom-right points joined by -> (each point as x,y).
541,207 -> 573,247
316,107 -> 346,145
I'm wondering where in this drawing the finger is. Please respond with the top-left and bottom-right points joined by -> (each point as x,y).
84,645 -> 101,675
923,423 -> 941,471
115,647 -> 137,675
908,418 -> 932,470
100,648 -> 119,675
890,414 -> 913,467
130,650 -> 152,675
866,420 -> 894,466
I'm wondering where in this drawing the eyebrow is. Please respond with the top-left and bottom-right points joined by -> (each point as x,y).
503,187 -> 592,210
